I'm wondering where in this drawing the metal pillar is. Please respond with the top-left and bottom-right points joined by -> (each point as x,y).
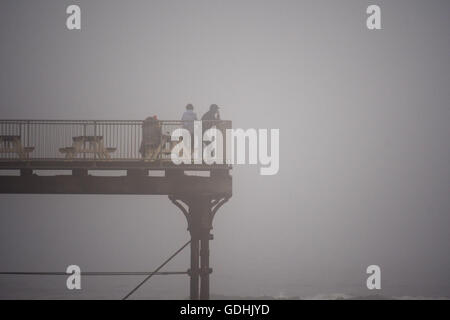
200,231 -> 211,299
190,236 -> 200,300
169,194 -> 229,300
188,199 -> 202,300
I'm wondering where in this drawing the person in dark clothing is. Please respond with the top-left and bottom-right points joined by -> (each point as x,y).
201,104 -> 221,133
201,104 -> 221,151
201,104 -> 220,121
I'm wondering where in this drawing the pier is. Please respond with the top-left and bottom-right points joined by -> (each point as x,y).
0,119 -> 232,300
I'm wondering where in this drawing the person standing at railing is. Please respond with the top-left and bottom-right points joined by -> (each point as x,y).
181,104 -> 197,151
201,104 -> 221,132
181,104 -> 197,134
201,104 -> 222,152
201,104 -> 221,122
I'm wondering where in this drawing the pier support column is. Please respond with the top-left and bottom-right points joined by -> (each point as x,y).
169,194 -> 230,300
200,231 -> 212,300
189,235 -> 200,300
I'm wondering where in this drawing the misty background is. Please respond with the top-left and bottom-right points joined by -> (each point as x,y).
0,0 -> 449,299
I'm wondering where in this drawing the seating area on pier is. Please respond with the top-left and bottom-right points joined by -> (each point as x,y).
0,120 -> 231,171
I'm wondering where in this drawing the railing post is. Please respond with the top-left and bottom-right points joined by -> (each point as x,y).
94,121 -> 97,160
26,121 -> 30,153
83,123 -> 86,159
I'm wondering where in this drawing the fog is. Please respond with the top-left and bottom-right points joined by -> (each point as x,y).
0,0 -> 449,299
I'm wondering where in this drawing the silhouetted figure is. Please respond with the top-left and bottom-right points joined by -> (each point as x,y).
181,104 -> 197,135
201,104 -> 221,151
140,115 -> 162,160
181,104 -> 197,150
201,104 -> 220,133
201,104 -> 220,121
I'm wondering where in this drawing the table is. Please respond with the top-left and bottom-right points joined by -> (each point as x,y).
0,135 -> 35,159
59,136 -> 116,159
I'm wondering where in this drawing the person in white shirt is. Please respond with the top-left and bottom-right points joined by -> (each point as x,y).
181,103 -> 197,149
181,103 -> 197,134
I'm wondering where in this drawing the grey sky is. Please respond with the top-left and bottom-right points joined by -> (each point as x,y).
0,0 -> 449,299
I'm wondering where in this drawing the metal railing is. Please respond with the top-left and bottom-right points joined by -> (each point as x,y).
0,120 -> 231,162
